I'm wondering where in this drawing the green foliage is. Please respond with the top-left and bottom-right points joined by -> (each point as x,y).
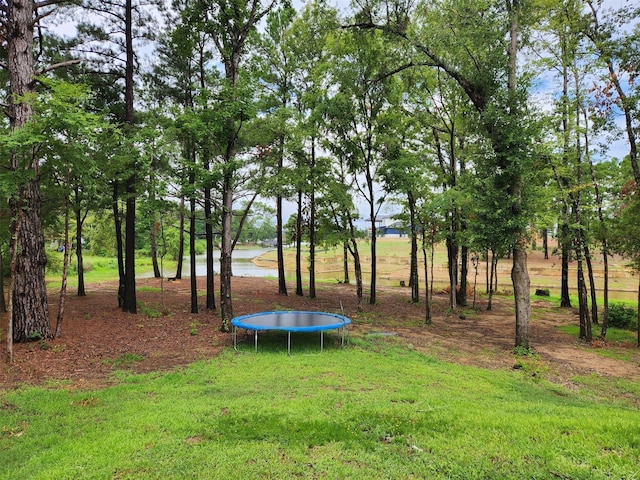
513,345 -> 535,356
608,303 -> 638,331
44,250 -> 64,274
137,302 -> 166,318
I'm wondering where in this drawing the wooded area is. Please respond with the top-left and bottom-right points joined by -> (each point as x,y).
1,0 -> 639,354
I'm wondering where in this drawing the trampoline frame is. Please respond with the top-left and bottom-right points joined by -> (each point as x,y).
231,311 -> 351,355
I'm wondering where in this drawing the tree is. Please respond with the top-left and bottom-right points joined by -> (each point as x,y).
286,1 -> 339,298
77,0 -> 159,313
147,2 -> 216,309
324,26 -> 402,305
541,0 -> 595,340
316,159 -> 366,311
379,86 -> 436,305
585,1 -> 640,189
253,5 -> 299,296
2,0 -> 81,343
190,0 -> 279,330
584,0 -> 640,337
350,0 -> 539,347
35,80 -> 109,336
609,182 -> 640,347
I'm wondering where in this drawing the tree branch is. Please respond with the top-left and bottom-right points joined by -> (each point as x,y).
35,0 -> 74,8
36,59 -> 82,76
344,21 -> 487,112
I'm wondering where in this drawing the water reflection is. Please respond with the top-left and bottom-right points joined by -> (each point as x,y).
183,248 -> 277,278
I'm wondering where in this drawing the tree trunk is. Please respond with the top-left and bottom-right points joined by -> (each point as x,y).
175,195 -> 185,279
309,140 -> 316,299
512,248 -> 530,348
200,52 -> 217,309
487,249 -> 496,311
123,175 -> 137,314
485,252 -> 490,293
121,0 -> 137,314
457,153 -> 468,307
8,0 -> 52,343
113,182 -> 125,307
55,167 -> 72,338
584,243 -> 598,325
343,242 -> 350,284
347,216 -> 363,312
0,247 -> 6,313
636,273 -> 640,348
219,177 -> 234,331
295,190 -> 303,297
458,243 -> 468,306
367,157 -> 377,305
577,267 -> 591,341
204,173 -> 216,310
584,104 -> 609,337
506,1 -> 530,348
542,228 -> 549,260
369,223 -> 377,305
576,241 -> 592,342
472,253 -> 479,309
276,129 -> 287,295
559,31 -> 573,310
446,232 -> 458,309
150,212 -> 161,278
601,247 -> 609,339
74,186 -> 86,297
189,162 -> 198,315
11,179 -> 51,342
276,189 -> 287,295
422,231 -> 432,324
148,151 -> 161,278
560,213 -> 572,307
6,211 -> 21,361
408,192 -> 419,303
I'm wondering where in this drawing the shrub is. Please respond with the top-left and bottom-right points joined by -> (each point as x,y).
45,251 -> 64,274
608,303 -> 638,331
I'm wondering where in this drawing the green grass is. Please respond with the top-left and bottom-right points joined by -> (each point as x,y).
45,254 -> 177,288
557,324 -> 637,344
101,352 -> 145,369
541,292 -> 638,309
2,338 -> 639,479
557,325 -> 639,362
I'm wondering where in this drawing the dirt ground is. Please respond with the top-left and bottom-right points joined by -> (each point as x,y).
1,275 -> 639,390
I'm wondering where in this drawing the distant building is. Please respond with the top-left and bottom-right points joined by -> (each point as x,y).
369,216 -> 408,238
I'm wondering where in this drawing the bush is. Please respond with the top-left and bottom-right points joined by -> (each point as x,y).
45,251 -> 64,274
608,303 -> 638,331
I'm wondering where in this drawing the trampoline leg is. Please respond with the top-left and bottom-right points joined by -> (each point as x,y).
287,332 -> 291,357
341,325 -> 348,349
321,331 -> 324,353
233,326 -> 237,351
255,330 -> 258,352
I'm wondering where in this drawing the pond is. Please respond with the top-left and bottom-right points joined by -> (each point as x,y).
183,248 -> 278,278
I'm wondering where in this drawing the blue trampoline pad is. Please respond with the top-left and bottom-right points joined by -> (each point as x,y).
232,311 -> 351,332
231,311 -> 351,354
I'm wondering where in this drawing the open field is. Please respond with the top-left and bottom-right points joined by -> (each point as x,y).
255,238 -> 640,302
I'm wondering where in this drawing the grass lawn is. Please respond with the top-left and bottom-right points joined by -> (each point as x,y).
1,336 -> 639,479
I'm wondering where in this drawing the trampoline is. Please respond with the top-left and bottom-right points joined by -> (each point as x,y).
231,311 -> 351,355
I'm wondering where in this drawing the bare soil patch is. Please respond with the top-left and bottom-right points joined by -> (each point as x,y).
1,276 -> 639,390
